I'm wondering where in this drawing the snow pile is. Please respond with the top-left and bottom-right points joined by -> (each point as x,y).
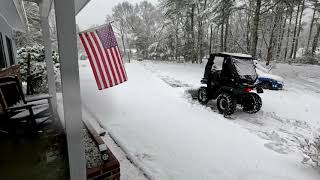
301,136 -> 320,167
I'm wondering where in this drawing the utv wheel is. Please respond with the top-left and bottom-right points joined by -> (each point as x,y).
259,81 -> 272,90
242,93 -> 262,114
217,93 -> 237,115
198,87 -> 209,104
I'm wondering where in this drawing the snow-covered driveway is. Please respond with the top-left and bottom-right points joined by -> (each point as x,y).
79,60 -> 320,180
142,61 -> 320,154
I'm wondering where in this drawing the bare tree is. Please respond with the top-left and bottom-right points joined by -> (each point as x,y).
312,23 -> 320,55
306,0 -> 318,52
106,0 -> 320,64
289,0 -> 302,59
250,0 -> 262,59
284,5 -> 294,61
293,0 -> 305,59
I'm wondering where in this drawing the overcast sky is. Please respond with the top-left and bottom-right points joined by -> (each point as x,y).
76,0 -> 158,31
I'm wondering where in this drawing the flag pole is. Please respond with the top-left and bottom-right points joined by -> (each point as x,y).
79,21 -> 114,34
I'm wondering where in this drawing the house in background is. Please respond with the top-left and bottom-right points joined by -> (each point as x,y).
0,0 -> 95,180
0,0 -> 27,71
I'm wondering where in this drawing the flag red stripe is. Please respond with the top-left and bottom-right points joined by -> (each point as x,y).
106,49 -> 120,84
85,33 -> 108,88
105,49 -> 119,85
92,34 -> 116,87
90,32 -> 113,87
117,46 -> 128,80
83,34 -> 105,89
110,47 -> 123,83
100,49 -> 116,87
110,47 -> 123,82
113,47 -> 127,81
79,34 -> 102,90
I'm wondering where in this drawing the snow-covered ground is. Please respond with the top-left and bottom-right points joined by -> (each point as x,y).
78,59 -> 320,180
142,60 -> 320,152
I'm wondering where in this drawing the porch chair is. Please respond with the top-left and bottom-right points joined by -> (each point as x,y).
0,76 -> 52,135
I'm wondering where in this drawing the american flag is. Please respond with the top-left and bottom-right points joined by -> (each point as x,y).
79,24 -> 127,90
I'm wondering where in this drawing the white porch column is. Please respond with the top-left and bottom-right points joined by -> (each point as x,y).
54,0 -> 86,180
39,7 -> 57,114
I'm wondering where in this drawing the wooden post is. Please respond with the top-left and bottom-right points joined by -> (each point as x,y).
39,6 -> 57,113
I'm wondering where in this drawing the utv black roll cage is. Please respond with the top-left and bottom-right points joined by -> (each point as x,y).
204,52 -> 257,84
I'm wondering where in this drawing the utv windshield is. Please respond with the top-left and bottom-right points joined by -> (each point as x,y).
232,57 -> 258,81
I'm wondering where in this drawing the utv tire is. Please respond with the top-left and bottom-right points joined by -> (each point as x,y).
242,93 -> 262,114
217,93 -> 237,115
198,87 -> 209,105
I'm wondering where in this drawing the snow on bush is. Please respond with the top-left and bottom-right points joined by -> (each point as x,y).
16,45 -> 61,93
301,136 -> 320,167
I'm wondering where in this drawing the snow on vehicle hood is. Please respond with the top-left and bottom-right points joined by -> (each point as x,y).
254,60 -> 284,82
256,69 -> 284,82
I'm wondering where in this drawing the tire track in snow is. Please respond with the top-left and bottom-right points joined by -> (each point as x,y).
141,62 -> 193,88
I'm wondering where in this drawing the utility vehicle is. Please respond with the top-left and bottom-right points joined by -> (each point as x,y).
198,52 -> 263,115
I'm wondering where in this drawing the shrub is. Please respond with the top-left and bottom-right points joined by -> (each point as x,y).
301,135 -> 320,167
16,45 -> 61,93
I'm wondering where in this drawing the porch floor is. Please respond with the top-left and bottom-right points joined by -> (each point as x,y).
0,119 -> 69,180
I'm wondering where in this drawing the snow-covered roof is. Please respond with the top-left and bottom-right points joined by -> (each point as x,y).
0,0 -> 91,32
29,0 -> 91,18
74,0 -> 92,15
219,52 -> 252,58
0,0 -> 27,31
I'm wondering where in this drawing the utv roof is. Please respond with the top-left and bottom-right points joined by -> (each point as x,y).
213,52 -> 253,59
